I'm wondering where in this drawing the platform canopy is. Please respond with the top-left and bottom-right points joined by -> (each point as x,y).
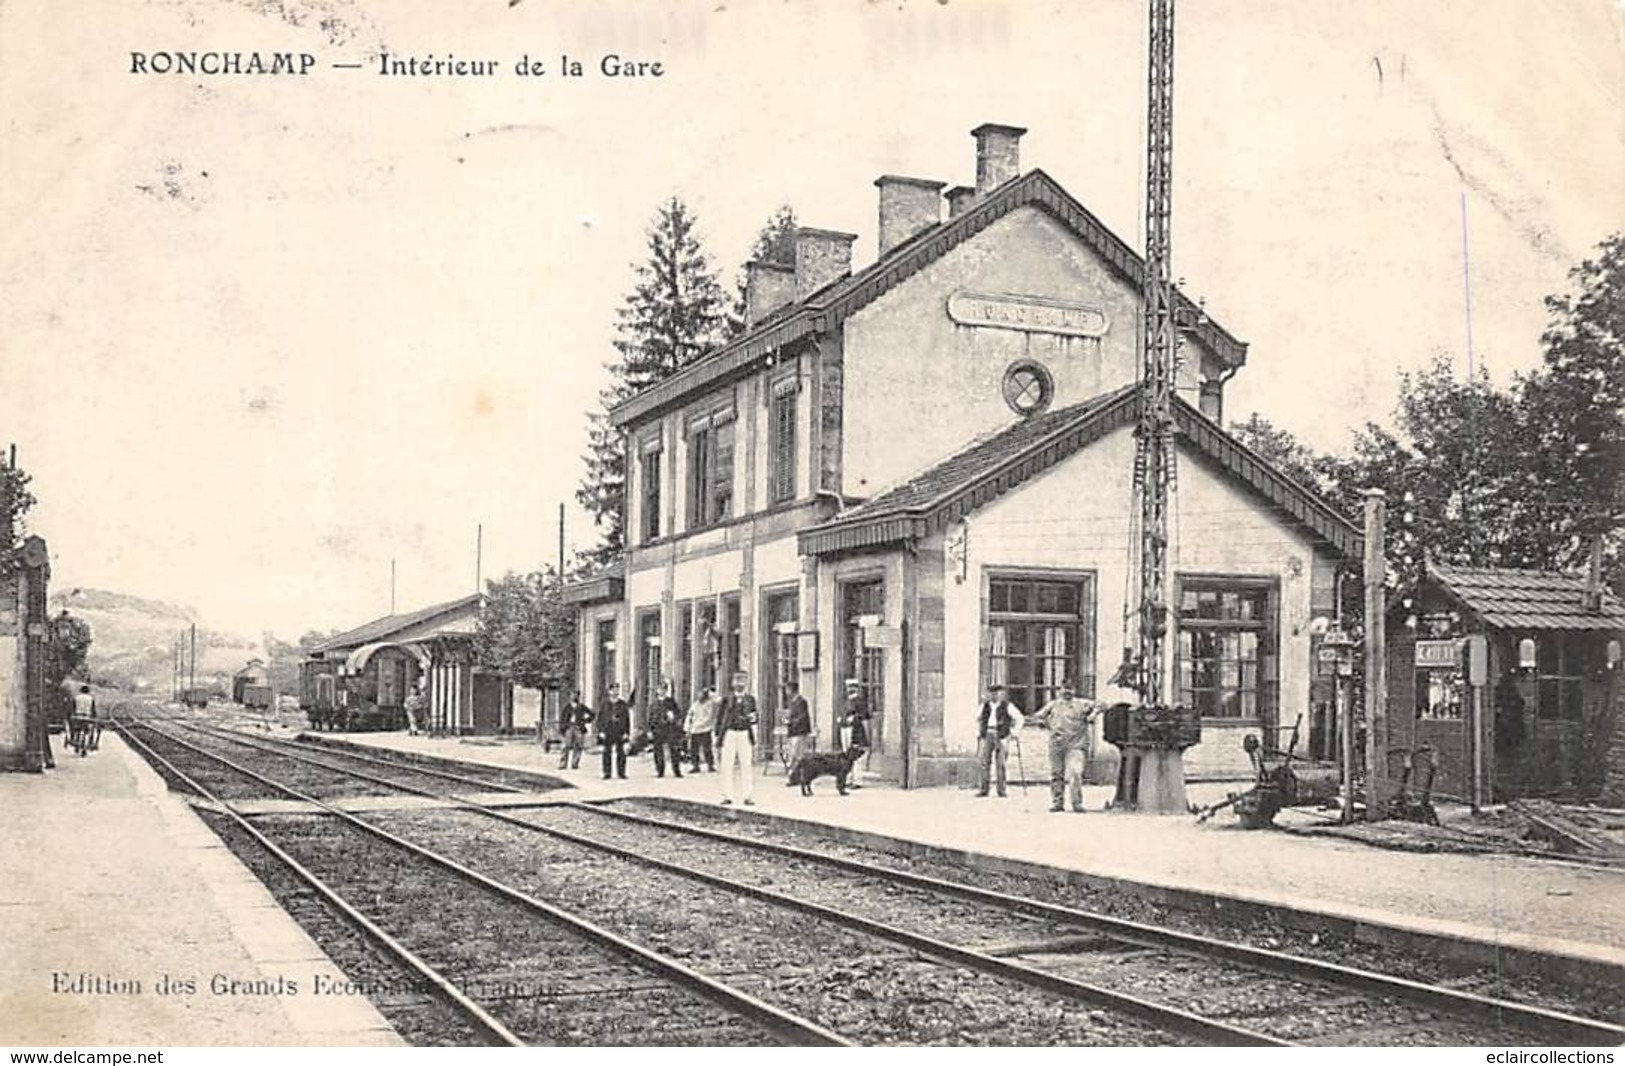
342,640 -> 430,677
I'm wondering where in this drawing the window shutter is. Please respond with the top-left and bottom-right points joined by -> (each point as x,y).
713,421 -> 735,521
771,391 -> 796,504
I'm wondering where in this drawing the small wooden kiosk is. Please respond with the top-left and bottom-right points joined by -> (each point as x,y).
1386,563 -> 1624,803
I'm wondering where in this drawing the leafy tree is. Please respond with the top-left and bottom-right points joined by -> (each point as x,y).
1515,233 -> 1625,587
726,203 -> 799,336
1,458 -> 33,552
1226,234 -> 1625,596
578,197 -> 728,566
475,569 -> 575,690
45,610 -> 92,720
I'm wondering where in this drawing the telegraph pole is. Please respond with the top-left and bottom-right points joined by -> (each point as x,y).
1362,490 -> 1389,819
557,503 -> 565,580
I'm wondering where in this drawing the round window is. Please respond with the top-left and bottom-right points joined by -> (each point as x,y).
1002,361 -> 1054,417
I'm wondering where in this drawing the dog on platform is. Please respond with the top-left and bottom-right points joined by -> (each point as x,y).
786,748 -> 862,796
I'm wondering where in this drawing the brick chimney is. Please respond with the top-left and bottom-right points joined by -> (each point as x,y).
875,175 -> 945,257
744,260 -> 796,329
945,184 -> 977,219
972,122 -> 1027,194
793,227 -> 857,301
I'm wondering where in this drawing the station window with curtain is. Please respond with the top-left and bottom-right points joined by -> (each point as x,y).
769,376 -> 798,505
696,600 -> 719,696
983,574 -> 1096,713
721,594 -> 742,685
841,579 -> 886,726
686,406 -> 735,530
1176,579 -> 1278,719
639,436 -> 662,543
637,610 -> 661,720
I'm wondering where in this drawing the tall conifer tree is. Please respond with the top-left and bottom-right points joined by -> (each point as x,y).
578,197 -> 727,566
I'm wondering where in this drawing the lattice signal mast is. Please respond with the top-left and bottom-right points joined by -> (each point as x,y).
1134,0 -> 1178,708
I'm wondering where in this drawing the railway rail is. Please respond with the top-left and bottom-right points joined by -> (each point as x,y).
119,715 -> 1625,1046
117,720 -> 843,1047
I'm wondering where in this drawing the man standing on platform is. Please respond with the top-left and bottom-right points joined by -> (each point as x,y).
404,682 -> 428,737
715,672 -> 758,806
558,690 -> 592,770
649,679 -> 685,779
784,679 -> 812,777
1028,684 -> 1097,813
598,684 -> 630,780
975,683 -> 1022,798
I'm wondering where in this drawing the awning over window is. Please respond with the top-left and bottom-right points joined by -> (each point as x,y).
342,641 -> 431,676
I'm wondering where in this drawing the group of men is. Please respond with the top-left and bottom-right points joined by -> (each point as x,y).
554,673 -> 1100,814
976,682 -> 1103,813
555,674 -> 766,805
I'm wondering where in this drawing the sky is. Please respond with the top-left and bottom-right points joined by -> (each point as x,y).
1,0 -> 1621,641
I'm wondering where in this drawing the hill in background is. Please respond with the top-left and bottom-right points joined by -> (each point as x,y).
50,586 -> 263,695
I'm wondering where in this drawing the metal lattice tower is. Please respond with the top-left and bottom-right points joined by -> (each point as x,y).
1134,0 -> 1177,708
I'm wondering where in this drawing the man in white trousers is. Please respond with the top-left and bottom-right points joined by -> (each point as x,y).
714,672 -> 759,806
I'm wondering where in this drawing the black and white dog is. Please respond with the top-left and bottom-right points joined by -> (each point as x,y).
786,748 -> 862,796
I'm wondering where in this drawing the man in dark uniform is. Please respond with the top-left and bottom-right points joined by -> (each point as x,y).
784,679 -> 813,776
558,690 -> 593,770
976,683 -> 1023,798
598,683 -> 631,780
649,679 -> 685,779
840,677 -> 872,788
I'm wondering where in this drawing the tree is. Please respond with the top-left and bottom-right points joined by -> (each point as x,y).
1516,233 -> 1625,589
1,458 -> 33,552
45,610 -> 92,721
726,203 -> 799,337
475,569 -> 575,690
578,197 -> 728,566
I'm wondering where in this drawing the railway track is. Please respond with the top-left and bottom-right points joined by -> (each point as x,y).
117,721 -> 842,1047
121,716 -> 1625,1046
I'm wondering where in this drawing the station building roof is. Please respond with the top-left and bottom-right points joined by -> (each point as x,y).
310,593 -> 482,654
609,168 -> 1248,429
1424,564 -> 1625,632
799,385 -> 1364,560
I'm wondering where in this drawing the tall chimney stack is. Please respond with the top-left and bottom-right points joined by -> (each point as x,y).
874,175 -> 945,257
945,185 -> 977,219
744,260 -> 796,329
972,123 -> 1027,194
793,227 -> 857,301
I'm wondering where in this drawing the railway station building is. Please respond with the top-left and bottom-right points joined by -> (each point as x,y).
565,123 -> 1363,786
301,593 -> 513,734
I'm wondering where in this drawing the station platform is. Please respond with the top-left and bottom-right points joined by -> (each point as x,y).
331,730 -> 1625,976
0,732 -> 401,1047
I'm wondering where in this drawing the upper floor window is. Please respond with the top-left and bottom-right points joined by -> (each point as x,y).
769,377 -> 798,505
687,407 -> 735,530
639,436 -> 662,544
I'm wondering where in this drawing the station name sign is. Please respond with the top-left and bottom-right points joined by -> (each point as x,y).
1414,639 -> 1460,668
947,291 -> 1109,338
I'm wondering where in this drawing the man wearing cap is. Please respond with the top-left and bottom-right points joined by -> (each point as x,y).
714,673 -> 759,806
1028,683 -> 1098,812
783,679 -> 813,777
841,677 -> 872,751
975,683 -> 1022,798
